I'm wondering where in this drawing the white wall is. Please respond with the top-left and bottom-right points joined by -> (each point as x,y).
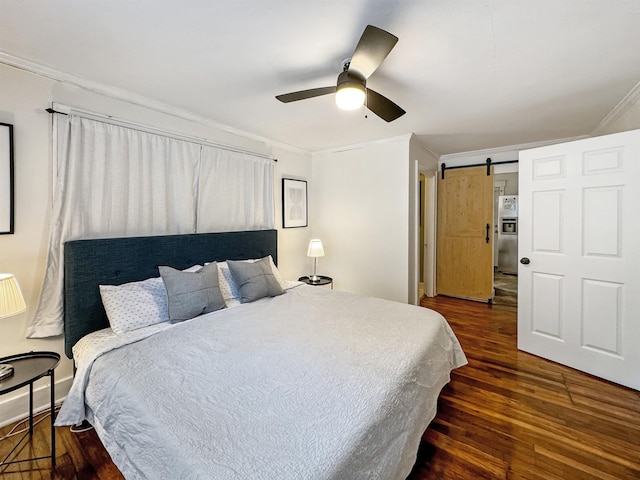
495,173 -> 518,195
0,62 -> 311,425
311,136 -> 411,303
273,146 -> 313,280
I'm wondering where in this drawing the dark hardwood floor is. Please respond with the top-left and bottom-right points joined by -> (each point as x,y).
0,415 -> 124,479
1,295 -> 639,479
410,296 -> 640,480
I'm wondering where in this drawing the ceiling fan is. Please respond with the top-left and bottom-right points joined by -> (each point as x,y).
276,25 -> 406,122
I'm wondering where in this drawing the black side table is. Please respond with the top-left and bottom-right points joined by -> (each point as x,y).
298,275 -> 333,289
0,351 -> 60,470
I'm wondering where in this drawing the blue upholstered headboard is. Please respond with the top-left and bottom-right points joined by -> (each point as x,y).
63,230 -> 278,359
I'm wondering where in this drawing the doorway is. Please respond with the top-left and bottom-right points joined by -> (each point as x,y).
418,171 -> 436,300
493,172 -> 518,306
419,173 -> 425,299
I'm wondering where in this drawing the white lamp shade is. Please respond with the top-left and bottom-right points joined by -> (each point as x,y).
307,239 -> 325,257
335,86 -> 365,110
0,274 -> 27,319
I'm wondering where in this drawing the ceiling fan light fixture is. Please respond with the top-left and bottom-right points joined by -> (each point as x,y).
335,70 -> 366,110
335,85 -> 366,110
276,26 -> 405,121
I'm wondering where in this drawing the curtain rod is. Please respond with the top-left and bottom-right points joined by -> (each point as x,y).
440,158 -> 517,179
45,106 -> 277,162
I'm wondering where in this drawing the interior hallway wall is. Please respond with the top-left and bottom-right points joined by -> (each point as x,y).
311,136 -> 411,303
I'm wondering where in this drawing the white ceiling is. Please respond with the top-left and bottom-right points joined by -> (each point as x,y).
1,0 -> 640,155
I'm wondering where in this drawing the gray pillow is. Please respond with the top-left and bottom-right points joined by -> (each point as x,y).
159,262 -> 226,322
227,257 -> 285,303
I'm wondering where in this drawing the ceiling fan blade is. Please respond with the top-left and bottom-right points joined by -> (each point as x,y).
366,89 -> 406,122
276,86 -> 336,103
349,25 -> 398,79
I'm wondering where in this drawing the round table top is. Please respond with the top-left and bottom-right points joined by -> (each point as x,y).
298,275 -> 333,286
0,351 -> 60,395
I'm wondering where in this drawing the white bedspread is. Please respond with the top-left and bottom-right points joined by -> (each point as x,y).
57,285 -> 466,480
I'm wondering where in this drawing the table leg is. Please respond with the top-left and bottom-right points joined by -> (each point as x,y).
50,368 -> 56,467
28,382 -> 33,436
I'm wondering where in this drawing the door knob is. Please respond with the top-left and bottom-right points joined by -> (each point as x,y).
520,257 -> 530,265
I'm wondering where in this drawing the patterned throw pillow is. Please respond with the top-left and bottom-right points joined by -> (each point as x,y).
100,277 -> 170,334
217,262 -> 241,301
100,265 -> 202,334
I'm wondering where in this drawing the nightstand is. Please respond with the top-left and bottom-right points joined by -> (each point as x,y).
0,351 -> 60,469
298,275 -> 333,289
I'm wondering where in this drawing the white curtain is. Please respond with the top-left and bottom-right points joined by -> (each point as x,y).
197,146 -> 274,232
27,114 -> 273,338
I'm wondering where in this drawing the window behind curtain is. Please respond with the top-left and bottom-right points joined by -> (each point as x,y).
27,114 -> 273,338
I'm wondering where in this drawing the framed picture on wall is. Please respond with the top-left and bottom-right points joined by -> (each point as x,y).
282,178 -> 308,228
0,122 -> 14,234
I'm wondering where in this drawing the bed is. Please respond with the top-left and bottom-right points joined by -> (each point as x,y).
55,229 -> 466,480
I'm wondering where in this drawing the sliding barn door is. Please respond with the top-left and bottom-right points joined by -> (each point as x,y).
518,129 -> 640,390
437,165 -> 493,302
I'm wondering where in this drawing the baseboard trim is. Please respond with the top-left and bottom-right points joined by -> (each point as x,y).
0,375 -> 73,428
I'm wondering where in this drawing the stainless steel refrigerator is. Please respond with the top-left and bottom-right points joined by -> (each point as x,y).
498,195 -> 518,274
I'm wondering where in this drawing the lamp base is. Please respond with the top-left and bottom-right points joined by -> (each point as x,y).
0,363 -> 14,382
309,274 -> 321,283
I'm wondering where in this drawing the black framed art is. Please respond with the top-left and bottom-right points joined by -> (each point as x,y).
282,178 -> 307,228
0,122 -> 14,234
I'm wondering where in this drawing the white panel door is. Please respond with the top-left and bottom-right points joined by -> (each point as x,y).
518,129 -> 640,390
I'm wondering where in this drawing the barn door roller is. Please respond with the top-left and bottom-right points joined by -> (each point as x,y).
440,158 -> 518,180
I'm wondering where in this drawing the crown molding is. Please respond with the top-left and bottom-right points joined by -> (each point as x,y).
418,142 -> 440,160
0,51 -> 311,156
438,135 -> 589,163
592,79 -> 640,135
312,133 -> 413,156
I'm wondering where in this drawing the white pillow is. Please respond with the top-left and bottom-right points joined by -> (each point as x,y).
216,256 -> 285,302
217,262 -> 241,302
100,265 -> 202,334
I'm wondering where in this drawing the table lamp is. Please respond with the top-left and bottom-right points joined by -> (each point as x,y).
0,274 -> 27,381
307,239 -> 325,282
